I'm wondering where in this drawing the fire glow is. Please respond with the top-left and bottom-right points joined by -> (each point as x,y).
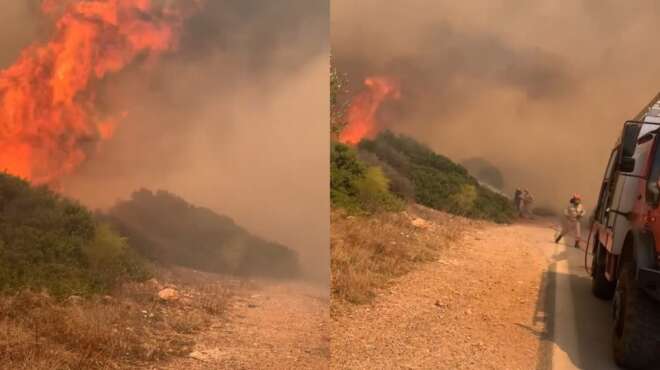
339,76 -> 400,145
0,0 -> 190,184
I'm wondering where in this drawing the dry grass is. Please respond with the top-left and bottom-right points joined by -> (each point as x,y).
0,269 -> 231,370
331,204 -> 471,307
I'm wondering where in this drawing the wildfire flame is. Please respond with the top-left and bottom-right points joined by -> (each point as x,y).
0,0 -> 192,184
339,76 -> 400,145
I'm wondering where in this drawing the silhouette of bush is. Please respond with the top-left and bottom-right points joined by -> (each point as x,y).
102,189 -> 300,278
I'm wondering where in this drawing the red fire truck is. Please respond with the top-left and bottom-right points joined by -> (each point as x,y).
588,93 -> 660,368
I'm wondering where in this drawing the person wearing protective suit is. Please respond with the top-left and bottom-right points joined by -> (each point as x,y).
514,188 -> 523,215
555,194 -> 586,248
521,189 -> 534,218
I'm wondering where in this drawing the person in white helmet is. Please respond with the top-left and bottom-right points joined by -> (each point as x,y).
555,194 -> 586,248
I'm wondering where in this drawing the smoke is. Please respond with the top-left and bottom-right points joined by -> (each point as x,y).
0,1 -> 328,284
332,0 -> 660,211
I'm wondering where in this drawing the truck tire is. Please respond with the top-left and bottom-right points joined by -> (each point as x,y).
592,243 -> 615,300
612,264 -> 660,369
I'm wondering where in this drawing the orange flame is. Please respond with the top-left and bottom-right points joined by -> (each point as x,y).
339,76 -> 400,145
0,0 -> 191,184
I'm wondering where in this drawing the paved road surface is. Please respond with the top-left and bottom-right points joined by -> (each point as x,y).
541,230 -> 621,370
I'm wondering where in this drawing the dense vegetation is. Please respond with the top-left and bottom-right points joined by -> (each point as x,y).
103,189 -> 300,278
359,132 -> 516,223
330,142 -> 405,213
0,173 -> 147,297
0,171 -> 299,298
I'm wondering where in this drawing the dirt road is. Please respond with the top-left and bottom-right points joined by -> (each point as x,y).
331,219 -> 622,370
164,280 -> 329,370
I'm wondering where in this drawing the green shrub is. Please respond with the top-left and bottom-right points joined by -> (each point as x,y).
355,167 -> 405,213
0,173 -> 147,297
357,150 -> 415,200
331,142 -> 404,213
83,223 -> 150,291
331,141 -> 367,209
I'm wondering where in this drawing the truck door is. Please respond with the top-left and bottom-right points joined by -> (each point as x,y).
595,149 -> 619,224
609,127 -> 654,255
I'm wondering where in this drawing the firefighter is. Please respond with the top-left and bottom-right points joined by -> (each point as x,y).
514,188 -> 523,215
555,194 -> 586,248
521,189 -> 534,218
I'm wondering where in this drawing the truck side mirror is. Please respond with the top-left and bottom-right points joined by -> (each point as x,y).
621,123 -> 642,158
619,156 -> 636,173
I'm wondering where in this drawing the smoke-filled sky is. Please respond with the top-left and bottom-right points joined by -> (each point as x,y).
332,0 -> 660,210
0,1 -> 329,284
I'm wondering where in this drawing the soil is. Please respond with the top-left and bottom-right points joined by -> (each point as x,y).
162,279 -> 329,370
331,219 -> 554,370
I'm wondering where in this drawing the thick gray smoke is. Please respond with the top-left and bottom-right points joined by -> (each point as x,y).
332,0 -> 660,212
0,1 -> 329,285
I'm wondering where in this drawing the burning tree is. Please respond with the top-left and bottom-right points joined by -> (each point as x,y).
339,76 -> 400,145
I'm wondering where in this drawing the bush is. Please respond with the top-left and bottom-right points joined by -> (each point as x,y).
357,150 -> 415,200
331,142 -> 404,213
102,189 -> 300,278
0,173 -> 147,297
83,223 -> 150,291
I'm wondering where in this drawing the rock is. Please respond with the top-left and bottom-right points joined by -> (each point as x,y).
146,278 -> 162,290
101,295 -> 114,303
189,351 -> 208,362
411,218 -> 429,229
189,349 -> 227,362
66,295 -> 84,305
158,288 -> 179,301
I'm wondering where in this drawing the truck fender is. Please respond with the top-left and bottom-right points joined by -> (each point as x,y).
632,231 -> 657,276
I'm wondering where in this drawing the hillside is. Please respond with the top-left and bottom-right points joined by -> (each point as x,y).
358,131 -> 515,223
331,131 -> 515,223
102,189 -> 300,279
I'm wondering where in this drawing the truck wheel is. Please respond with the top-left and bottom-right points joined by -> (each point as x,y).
612,264 -> 660,369
592,243 -> 615,300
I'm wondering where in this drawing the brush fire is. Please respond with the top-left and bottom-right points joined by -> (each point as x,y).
339,75 -> 400,145
0,0 -> 196,185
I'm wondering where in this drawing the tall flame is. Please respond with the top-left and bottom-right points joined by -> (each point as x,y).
0,0 -> 190,184
339,76 -> 400,145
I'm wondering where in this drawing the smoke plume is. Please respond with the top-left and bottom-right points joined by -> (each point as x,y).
0,0 -> 329,284
332,0 -> 660,212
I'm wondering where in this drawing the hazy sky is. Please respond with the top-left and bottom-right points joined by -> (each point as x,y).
332,0 -> 660,210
